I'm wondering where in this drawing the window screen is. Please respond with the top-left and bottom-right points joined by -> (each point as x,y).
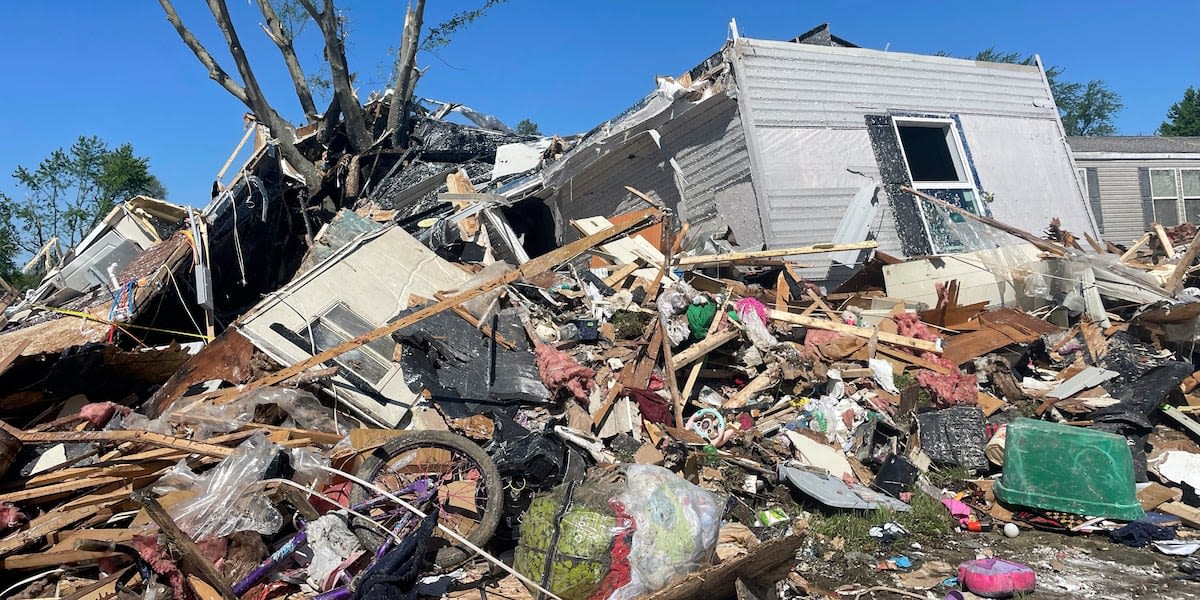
1151,169 -> 1178,198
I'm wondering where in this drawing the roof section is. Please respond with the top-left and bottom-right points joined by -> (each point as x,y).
791,23 -> 858,48
1067,136 -> 1200,154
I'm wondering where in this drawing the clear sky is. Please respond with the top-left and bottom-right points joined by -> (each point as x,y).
1,1 -> 1196,208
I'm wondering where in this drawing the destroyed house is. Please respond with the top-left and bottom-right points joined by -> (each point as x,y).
499,24 -> 1099,284
1068,135 -> 1200,246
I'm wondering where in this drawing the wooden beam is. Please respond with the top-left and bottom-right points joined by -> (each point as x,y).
1154,224 -> 1178,259
670,328 -> 741,369
768,309 -> 943,353
1166,229 -> 1200,294
135,493 -> 238,600
675,241 -> 877,267
659,321 -> 686,428
1120,233 -> 1152,262
722,364 -> 781,409
246,213 -> 657,390
12,428 -> 234,459
603,262 -> 641,288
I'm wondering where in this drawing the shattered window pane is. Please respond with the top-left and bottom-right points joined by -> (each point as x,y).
1182,169 -> 1200,198
302,303 -> 395,385
1154,199 -> 1180,227
1151,169 -> 1177,199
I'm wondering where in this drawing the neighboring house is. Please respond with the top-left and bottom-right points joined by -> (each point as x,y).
498,23 -> 1097,284
1068,136 -> 1200,246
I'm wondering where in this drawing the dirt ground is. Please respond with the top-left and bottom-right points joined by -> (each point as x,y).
796,528 -> 1200,599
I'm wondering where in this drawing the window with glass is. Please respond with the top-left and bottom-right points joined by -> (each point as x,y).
1150,168 -> 1180,227
1183,169 -> 1200,224
893,117 -> 982,254
301,302 -> 395,385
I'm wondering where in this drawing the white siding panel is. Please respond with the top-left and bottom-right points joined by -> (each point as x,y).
957,115 -> 1098,237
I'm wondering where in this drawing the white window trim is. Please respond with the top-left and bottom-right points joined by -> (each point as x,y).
1150,168 -> 1186,226
892,116 -> 982,253
1076,168 -> 1089,197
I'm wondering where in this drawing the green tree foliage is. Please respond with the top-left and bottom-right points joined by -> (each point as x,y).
421,0 -> 508,51
515,118 -> 541,136
1158,87 -> 1200,136
972,48 -> 1122,136
0,136 -> 165,276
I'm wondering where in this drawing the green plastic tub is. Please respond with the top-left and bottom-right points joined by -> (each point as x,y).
994,418 -> 1144,521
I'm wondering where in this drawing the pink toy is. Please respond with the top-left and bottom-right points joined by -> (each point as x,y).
958,558 -> 1035,598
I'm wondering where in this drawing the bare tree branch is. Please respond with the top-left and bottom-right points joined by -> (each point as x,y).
385,0 -> 424,146
255,0 -> 318,121
158,0 -> 251,108
297,0 -> 372,153
203,0 -> 321,188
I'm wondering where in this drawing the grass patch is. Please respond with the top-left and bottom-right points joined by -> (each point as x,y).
807,491 -> 953,551
928,465 -> 974,489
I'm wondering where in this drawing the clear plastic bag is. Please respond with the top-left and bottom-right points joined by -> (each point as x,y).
514,465 -> 721,600
169,388 -> 346,439
167,432 -> 283,539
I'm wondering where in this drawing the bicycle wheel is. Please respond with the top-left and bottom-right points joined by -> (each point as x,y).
350,430 -> 503,568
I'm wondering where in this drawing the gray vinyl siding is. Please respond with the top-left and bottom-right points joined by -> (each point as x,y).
1073,156 -> 1200,246
730,38 -> 1059,129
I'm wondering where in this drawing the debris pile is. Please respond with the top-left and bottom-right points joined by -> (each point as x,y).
3,45 -> 1200,599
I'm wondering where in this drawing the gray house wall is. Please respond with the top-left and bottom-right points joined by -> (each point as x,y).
727,37 -> 1096,279
1071,155 -> 1200,246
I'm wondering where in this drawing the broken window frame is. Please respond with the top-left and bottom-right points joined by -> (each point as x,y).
1150,168 -> 1183,227
300,302 -> 397,387
891,116 -> 983,254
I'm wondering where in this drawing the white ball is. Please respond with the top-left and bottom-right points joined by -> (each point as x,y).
1003,523 -> 1020,538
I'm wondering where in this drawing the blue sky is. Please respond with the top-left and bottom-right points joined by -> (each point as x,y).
1,1 -> 1196,208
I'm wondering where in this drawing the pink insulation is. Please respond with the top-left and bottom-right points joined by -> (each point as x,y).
892,312 -> 938,341
916,352 -> 978,407
535,344 -> 596,403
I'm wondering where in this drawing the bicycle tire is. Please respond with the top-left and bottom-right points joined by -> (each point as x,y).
350,430 -> 503,568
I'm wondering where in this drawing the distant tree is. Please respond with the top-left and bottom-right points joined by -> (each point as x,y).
972,48 -> 1122,135
515,118 -> 541,136
1159,87 -> 1200,136
0,136 -> 165,274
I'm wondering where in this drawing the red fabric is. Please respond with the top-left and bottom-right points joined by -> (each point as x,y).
627,387 -> 672,425
591,500 -> 636,600
535,343 -> 596,403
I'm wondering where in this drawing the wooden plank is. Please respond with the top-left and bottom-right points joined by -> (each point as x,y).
3,549 -> 119,570
646,534 -> 806,600
0,507 -> 96,556
675,241 -> 878,267
0,476 -> 126,505
1120,233 -> 1152,262
1159,501 -> 1200,529
671,328 -> 741,369
722,364 -> 781,409
874,345 -> 951,374
1166,228 -> 1200,294
769,309 -> 942,353
591,382 -> 626,430
1161,405 -> 1200,441
1154,224 -> 1178,259
0,339 -> 31,378
603,262 -> 641,287
659,321 -> 686,428
13,429 -> 234,459
136,493 -> 238,600
247,213 -> 657,390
